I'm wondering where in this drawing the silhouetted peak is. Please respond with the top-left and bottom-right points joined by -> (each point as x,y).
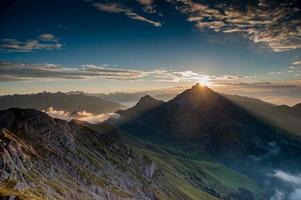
293,103 -> 301,109
137,95 -> 162,105
191,83 -> 213,93
173,84 -> 216,102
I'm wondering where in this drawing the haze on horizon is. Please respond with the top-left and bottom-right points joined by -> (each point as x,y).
1,0 -> 301,105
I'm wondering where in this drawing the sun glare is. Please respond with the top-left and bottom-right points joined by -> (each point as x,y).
197,76 -> 212,86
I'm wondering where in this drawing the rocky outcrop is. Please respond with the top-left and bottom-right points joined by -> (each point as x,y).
140,156 -> 157,178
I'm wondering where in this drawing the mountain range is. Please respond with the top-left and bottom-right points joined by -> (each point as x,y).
0,92 -> 123,114
1,84 -> 301,200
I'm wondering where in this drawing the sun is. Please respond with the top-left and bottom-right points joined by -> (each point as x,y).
197,76 -> 212,86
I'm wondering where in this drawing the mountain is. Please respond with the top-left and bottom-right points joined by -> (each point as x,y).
84,86 -> 186,106
292,103 -> 301,117
0,92 -> 123,114
120,84 -> 289,155
223,94 -> 301,135
0,108 -> 263,200
119,84 -> 301,186
116,95 -> 164,122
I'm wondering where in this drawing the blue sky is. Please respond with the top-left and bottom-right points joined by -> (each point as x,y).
1,0 -> 301,104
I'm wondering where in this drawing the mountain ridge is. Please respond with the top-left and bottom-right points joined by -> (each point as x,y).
0,92 -> 123,114
116,95 -> 164,122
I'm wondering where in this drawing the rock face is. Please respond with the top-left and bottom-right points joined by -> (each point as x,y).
0,108 -> 163,200
140,156 -> 157,178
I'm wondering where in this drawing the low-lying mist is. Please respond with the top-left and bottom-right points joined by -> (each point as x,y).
43,107 -> 120,124
270,170 -> 301,200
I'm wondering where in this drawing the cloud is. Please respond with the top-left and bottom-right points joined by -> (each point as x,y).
290,189 -> 301,200
293,60 -> 301,65
0,61 -> 144,81
0,60 -> 247,84
136,0 -> 156,13
214,80 -> 301,106
271,170 -> 301,200
92,2 -> 161,27
1,61 -> 300,105
137,0 -> 153,6
76,111 -> 120,124
291,60 -> 301,71
169,0 -> 301,52
273,170 -> 301,185
43,107 -> 120,124
270,189 -> 285,200
0,34 -> 62,52
43,107 -> 72,121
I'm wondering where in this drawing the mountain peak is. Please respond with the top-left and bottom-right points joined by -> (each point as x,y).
171,84 -> 217,106
116,95 -> 164,121
191,83 -> 213,92
137,95 -> 160,105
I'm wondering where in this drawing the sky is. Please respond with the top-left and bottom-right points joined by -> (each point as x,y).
1,0 -> 301,105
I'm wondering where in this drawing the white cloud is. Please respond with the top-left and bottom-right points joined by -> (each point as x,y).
43,107 -> 120,124
0,61 -> 145,81
0,34 -> 62,52
292,60 -> 301,66
273,170 -> 301,185
271,170 -> 301,200
169,0 -> 301,52
77,111 -> 120,124
39,34 -> 56,41
92,2 -> 161,27
43,107 -> 72,121
270,189 -> 285,200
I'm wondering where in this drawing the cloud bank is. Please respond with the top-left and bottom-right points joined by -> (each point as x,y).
0,61 -> 245,83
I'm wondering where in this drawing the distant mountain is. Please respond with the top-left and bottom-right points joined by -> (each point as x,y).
0,92 -> 123,114
116,95 -> 164,122
0,108 -> 261,199
223,94 -> 301,135
87,86 -> 186,105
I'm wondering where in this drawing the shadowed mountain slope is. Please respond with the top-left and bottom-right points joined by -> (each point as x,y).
223,94 -> 301,136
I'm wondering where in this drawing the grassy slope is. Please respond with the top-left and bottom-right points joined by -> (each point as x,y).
124,134 -> 264,200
